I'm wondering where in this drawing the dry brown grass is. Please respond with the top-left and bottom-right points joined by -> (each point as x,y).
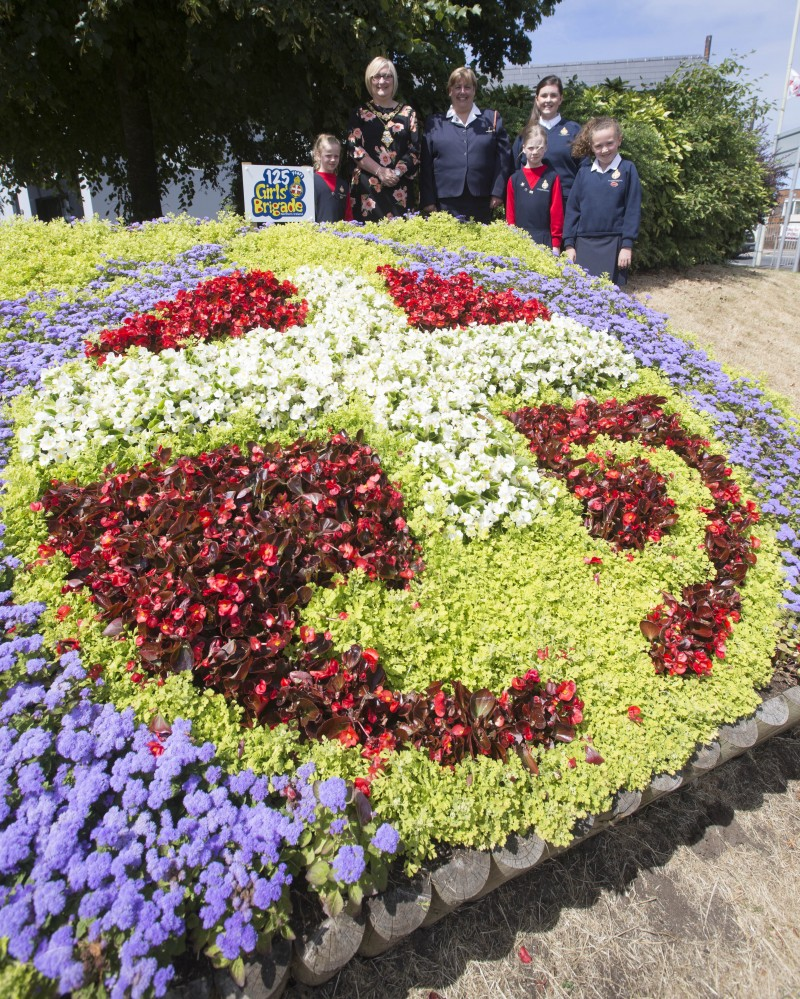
286,263 -> 800,999
288,732 -> 800,999
629,265 -> 800,413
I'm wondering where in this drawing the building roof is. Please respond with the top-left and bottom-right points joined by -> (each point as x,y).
499,56 -> 705,91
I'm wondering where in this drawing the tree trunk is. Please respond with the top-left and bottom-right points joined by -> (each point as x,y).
113,35 -> 162,222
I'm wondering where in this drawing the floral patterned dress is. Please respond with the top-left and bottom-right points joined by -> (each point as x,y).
346,102 -> 420,221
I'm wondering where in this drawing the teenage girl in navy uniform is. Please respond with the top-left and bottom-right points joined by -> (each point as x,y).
563,117 -> 642,286
505,123 -> 563,252
312,134 -> 353,223
420,66 -> 512,224
512,75 -> 581,211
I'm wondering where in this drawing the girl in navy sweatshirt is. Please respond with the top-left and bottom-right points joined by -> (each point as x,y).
563,117 -> 641,286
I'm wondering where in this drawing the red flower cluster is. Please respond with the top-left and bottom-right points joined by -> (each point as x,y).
506,395 -> 760,677
377,265 -> 551,330
40,433 -> 422,722
38,431 -> 585,769
84,270 -> 307,362
570,452 -> 676,549
274,644 -> 583,773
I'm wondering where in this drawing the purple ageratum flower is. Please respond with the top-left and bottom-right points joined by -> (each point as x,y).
317,776 -> 348,813
331,844 -> 366,885
370,822 -> 400,855
33,924 -> 85,993
217,909 -> 258,960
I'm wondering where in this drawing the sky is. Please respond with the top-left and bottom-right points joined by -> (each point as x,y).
521,0 -> 800,158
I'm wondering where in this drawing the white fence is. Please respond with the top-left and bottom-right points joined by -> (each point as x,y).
750,220 -> 800,271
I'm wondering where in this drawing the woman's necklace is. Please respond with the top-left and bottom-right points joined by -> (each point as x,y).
369,101 -> 401,148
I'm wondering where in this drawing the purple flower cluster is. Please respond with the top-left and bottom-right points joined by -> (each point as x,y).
0,244 -> 234,471
331,844 -> 366,884
0,657 -> 299,996
0,637 -> 400,995
332,227 -> 800,626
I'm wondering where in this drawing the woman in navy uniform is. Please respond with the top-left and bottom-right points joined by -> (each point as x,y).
312,135 -> 353,222
563,117 -> 642,286
512,75 -> 581,211
420,66 -> 512,224
506,123 -> 563,252
346,57 -> 419,221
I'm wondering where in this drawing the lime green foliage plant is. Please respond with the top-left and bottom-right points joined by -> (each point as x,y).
2,216 -> 787,874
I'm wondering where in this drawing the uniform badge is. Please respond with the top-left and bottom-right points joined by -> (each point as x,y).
610,181 -> 619,187
541,179 -> 549,190
560,126 -> 568,135
611,169 -> 621,180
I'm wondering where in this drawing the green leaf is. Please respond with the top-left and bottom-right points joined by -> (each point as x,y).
305,860 -> 331,886
230,957 -> 246,989
322,890 -> 344,918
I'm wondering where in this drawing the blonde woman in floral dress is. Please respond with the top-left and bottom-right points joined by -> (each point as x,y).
346,57 -> 420,221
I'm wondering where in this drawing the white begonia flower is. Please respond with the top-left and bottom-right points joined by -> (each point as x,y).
18,266 -> 638,534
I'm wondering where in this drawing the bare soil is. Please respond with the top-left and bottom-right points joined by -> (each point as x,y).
286,263 -> 800,999
629,265 -> 800,413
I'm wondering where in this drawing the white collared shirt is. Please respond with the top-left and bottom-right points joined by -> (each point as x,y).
539,114 -> 562,130
591,153 -> 622,175
446,104 -> 483,128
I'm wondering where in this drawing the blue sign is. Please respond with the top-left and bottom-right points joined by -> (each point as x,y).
241,165 -> 315,222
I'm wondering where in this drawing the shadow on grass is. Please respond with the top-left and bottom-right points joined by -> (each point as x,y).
288,728 -> 800,999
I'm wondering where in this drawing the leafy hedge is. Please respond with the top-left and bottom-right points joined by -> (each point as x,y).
0,213 -> 797,996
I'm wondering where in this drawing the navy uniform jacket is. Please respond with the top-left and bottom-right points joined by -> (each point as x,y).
512,119 -> 581,205
420,109 -> 512,205
563,159 -> 642,248
313,172 -> 350,223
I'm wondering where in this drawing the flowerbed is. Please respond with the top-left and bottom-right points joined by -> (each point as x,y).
0,213 -> 797,997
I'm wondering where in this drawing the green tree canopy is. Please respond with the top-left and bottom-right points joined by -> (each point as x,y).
0,0 -> 560,220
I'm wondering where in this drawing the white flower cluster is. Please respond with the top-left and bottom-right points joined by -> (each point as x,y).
17,267 -> 639,537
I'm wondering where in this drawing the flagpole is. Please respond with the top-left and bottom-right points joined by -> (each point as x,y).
775,0 -> 800,151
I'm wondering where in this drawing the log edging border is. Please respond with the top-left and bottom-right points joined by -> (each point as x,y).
165,685 -> 800,998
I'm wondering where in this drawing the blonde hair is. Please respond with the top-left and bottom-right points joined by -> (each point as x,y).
572,116 -> 622,159
521,122 -> 548,149
365,57 -> 398,98
447,66 -> 478,92
312,134 -> 341,170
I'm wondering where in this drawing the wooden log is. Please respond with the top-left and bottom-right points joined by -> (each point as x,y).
611,789 -> 642,820
358,874 -> 432,957
571,814 -> 597,843
421,848 -> 492,926
475,830 -> 549,898
782,686 -> 800,726
291,909 -> 366,987
754,695 -> 790,737
645,772 -> 684,803
213,938 -> 292,999
716,717 -> 757,765
686,740 -> 720,775
720,715 -> 758,747
165,973 -> 214,999
491,830 -> 548,880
